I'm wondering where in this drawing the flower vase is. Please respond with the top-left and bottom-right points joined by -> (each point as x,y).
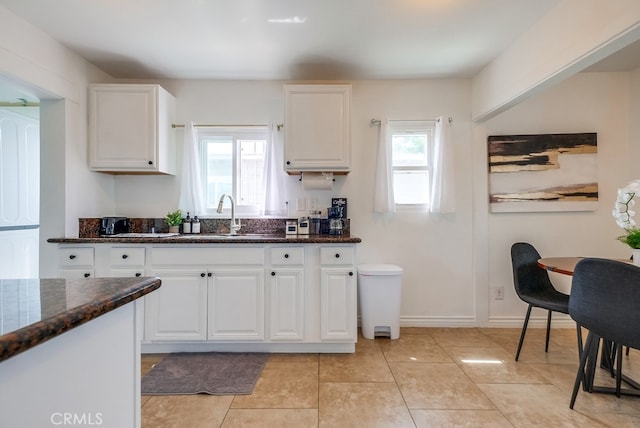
633,249 -> 640,267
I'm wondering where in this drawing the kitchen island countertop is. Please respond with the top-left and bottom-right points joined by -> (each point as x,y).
0,276 -> 161,362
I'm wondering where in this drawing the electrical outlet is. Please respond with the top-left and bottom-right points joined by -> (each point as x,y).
296,197 -> 307,211
494,287 -> 504,300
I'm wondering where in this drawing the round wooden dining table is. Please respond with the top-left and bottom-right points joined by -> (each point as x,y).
538,255 -> 640,394
537,257 -> 583,276
538,257 -> 633,276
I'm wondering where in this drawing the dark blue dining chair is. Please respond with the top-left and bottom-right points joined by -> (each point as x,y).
569,258 -> 640,408
510,242 -> 583,361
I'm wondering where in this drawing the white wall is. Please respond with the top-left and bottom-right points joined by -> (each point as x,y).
111,78 -> 477,326
472,0 -> 640,121
0,6 -> 113,276
480,72 -> 633,327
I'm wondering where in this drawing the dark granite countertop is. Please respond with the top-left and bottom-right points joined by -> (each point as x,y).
48,233 -> 362,244
0,277 -> 161,362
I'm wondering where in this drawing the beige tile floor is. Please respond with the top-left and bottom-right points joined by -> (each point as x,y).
141,327 -> 640,427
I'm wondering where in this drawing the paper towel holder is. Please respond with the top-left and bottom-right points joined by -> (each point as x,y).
298,172 -> 336,182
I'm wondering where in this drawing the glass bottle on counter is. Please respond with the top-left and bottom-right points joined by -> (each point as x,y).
183,212 -> 191,234
192,216 -> 200,234
309,210 -> 322,234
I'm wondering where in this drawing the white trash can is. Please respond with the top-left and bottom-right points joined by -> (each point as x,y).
357,264 -> 403,339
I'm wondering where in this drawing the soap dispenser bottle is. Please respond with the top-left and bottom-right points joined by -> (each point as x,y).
183,212 -> 191,234
192,216 -> 201,234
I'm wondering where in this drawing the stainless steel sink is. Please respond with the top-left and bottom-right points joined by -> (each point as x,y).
174,233 -> 277,239
108,233 -> 179,238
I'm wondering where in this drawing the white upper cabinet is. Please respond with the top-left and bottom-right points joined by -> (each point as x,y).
284,84 -> 351,173
88,84 -> 176,174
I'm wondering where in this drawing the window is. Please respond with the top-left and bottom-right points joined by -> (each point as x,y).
389,121 -> 435,208
198,127 -> 268,215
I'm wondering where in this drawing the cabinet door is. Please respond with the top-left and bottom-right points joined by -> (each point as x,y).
145,268 -> 207,341
208,269 -> 264,341
284,84 -> 351,172
268,268 -> 304,341
89,85 -> 157,171
89,84 -> 175,174
320,267 -> 356,341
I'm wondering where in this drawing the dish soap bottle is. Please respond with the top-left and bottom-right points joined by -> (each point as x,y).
192,216 -> 201,234
183,212 -> 191,234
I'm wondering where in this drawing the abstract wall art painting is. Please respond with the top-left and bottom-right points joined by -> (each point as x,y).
488,133 -> 598,213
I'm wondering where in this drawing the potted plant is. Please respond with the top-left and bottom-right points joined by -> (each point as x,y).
165,209 -> 182,233
613,179 -> 640,265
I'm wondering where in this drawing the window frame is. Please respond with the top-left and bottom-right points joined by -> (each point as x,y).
197,126 -> 268,217
388,120 -> 435,211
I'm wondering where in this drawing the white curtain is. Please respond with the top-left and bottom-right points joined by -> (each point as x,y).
262,124 -> 287,216
429,116 -> 455,213
373,119 -> 395,214
178,121 -> 205,216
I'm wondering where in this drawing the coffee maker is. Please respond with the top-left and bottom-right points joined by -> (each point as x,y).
328,198 -> 347,235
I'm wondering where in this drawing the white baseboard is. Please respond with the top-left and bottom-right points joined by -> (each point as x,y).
387,314 -> 577,329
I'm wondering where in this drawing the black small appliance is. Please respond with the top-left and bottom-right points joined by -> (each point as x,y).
100,217 -> 130,235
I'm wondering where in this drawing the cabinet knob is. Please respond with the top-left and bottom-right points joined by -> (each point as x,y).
208,272 -> 213,277
271,271 -> 276,276
122,254 -> 128,259
69,254 -> 76,260
349,271 -> 354,276
286,160 -> 291,165
284,253 -> 289,258
335,253 -> 341,258
135,273 -> 141,277
83,273 -> 90,278
200,272 -> 206,277
148,160 -> 153,165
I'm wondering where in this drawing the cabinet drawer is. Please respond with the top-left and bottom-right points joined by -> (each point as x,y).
151,247 -> 265,266
270,247 -> 304,265
320,247 -> 354,265
60,269 -> 94,279
59,247 -> 94,267
110,247 -> 145,266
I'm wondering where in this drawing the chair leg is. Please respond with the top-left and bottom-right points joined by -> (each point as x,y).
602,340 -> 616,378
576,324 -> 583,358
585,335 -> 601,393
545,310 -> 552,353
516,305 -> 533,361
616,343 -> 623,398
571,332 -> 595,409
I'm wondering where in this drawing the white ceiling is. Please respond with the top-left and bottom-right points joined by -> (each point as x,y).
0,0 -> 564,81
0,0 -> 638,103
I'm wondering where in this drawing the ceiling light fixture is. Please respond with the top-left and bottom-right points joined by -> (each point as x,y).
267,16 -> 307,24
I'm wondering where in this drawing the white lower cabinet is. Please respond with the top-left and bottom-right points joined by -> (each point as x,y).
55,242 -> 357,352
208,269 -> 264,340
319,246 -> 357,341
109,247 -> 145,277
58,247 -> 95,279
144,268 -> 207,341
320,266 -> 356,341
268,246 -> 305,341
269,267 -> 305,341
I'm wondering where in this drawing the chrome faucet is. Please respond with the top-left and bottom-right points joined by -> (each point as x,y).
216,193 -> 241,235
